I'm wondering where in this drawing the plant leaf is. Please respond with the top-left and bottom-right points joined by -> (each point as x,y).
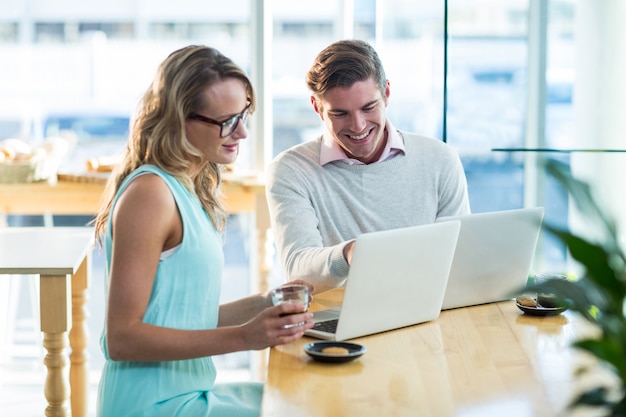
526,276 -> 608,321
546,159 -> 620,251
569,386 -> 612,407
574,339 -> 626,380
543,224 -> 625,309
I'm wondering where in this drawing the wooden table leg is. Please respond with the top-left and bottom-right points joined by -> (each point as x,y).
70,253 -> 91,417
42,332 -> 70,417
40,274 -> 72,417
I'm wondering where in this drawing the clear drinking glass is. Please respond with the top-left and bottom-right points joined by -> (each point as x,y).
271,284 -> 309,312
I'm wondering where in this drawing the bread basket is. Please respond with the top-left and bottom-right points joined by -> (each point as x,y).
0,154 -> 50,183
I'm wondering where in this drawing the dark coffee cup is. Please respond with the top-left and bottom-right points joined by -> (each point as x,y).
534,273 -> 568,308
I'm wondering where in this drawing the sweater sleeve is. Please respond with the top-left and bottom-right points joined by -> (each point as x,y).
266,153 -> 350,293
436,144 -> 471,218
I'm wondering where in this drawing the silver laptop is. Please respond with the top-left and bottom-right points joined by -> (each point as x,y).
305,221 -> 461,341
436,207 -> 545,310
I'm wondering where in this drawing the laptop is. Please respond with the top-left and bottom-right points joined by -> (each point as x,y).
436,207 -> 545,310
305,221 -> 461,341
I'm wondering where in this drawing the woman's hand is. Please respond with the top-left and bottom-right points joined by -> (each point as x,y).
241,303 -> 315,350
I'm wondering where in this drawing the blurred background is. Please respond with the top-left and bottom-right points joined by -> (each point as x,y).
0,0 -> 584,264
1,1 -> 625,415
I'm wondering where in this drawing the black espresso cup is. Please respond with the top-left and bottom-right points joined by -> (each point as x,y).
534,273 -> 568,308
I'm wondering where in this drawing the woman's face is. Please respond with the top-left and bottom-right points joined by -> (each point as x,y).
185,78 -> 249,165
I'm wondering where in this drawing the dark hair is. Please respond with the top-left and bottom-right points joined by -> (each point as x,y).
306,39 -> 387,98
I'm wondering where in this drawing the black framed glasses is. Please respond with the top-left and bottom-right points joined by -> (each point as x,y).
189,102 -> 251,138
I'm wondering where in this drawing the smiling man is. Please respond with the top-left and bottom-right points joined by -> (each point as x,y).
266,39 -> 471,293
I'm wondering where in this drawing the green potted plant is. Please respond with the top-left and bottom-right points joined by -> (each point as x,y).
534,159 -> 626,416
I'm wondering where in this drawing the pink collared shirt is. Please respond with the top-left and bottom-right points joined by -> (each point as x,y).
319,119 -> 406,166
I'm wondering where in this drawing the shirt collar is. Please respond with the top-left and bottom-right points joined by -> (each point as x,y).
320,119 -> 406,166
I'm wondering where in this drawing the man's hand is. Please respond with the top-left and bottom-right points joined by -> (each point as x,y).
343,240 -> 356,265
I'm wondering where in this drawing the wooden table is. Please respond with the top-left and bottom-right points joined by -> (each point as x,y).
0,171 -> 271,292
0,227 -> 94,417
261,289 -> 610,417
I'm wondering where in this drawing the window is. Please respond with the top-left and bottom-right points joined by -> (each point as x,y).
446,3 -> 529,213
44,115 -> 130,142
35,23 -> 65,43
268,0 -> 575,272
78,22 -> 135,39
0,23 -> 18,43
270,2 -> 445,157
150,22 -> 248,40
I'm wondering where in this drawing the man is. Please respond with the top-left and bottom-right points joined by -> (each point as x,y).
266,39 -> 470,293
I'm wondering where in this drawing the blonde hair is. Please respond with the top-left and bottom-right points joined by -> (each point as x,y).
93,45 -> 255,245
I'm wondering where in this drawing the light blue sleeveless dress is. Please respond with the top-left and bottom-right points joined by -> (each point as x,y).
97,165 -> 263,417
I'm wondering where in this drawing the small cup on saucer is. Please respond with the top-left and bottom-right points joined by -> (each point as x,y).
533,273 -> 568,308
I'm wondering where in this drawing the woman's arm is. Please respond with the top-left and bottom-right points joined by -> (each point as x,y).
218,280 -> 315,327
218,293 -> 273,327
105,174 -> 314,362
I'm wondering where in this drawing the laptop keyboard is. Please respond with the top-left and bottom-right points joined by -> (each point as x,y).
312,319 -> 339,334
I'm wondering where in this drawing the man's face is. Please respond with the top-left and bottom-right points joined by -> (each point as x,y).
312,78 -> 390,164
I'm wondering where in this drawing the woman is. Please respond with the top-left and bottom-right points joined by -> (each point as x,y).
94,45 -> 314,417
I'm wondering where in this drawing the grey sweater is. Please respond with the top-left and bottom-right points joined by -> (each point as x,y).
266,130 -> 470,292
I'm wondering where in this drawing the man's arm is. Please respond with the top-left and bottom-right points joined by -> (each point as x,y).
266,156 -> 349,293
437,146 -> 471,218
